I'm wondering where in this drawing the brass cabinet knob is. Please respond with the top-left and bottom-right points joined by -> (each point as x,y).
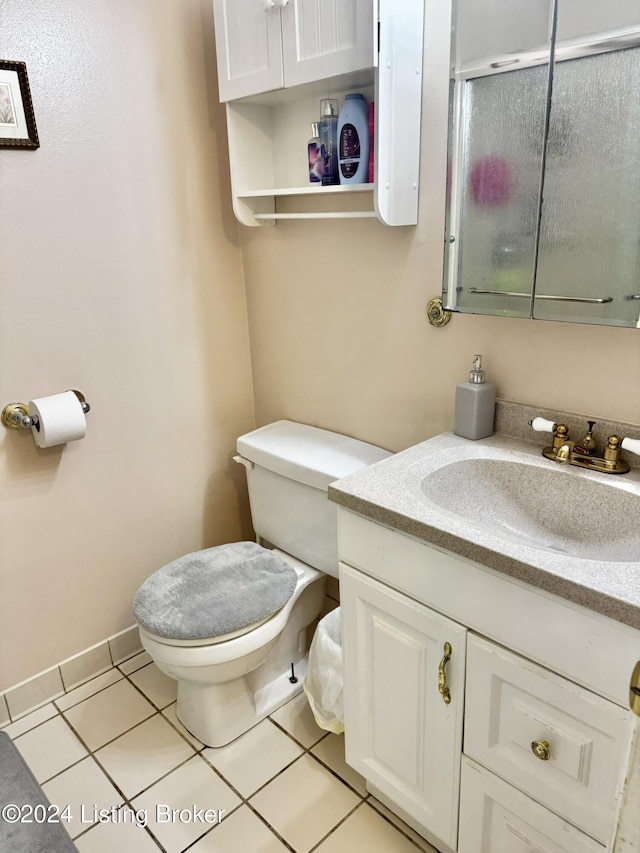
531,740 -> 551,761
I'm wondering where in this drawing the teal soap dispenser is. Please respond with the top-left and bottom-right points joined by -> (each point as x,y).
454,355 -> 496,440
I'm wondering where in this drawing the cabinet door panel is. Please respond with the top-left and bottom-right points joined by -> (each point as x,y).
341,563 -> 466,850
280,0 -> 374,87
459,758 -> 604,853
213,0 -> 284,101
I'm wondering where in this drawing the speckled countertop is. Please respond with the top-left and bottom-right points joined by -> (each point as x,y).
329,429 -> 640,630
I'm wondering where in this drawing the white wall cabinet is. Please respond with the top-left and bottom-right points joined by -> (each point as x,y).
211,0 -> 425,226
338,511 -> 637,853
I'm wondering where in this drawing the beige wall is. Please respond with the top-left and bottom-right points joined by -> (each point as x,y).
240,3 -> 640,453
0,0 -> 255,690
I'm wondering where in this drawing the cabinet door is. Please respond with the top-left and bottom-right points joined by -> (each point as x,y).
213,0 -> 284,102
280,0 -> 375,88
341,563 -> 467,850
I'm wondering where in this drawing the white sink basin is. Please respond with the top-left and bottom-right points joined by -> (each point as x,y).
420,457 -> 640,562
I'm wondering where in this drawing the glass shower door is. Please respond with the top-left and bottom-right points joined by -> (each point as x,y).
443,0 -> 555,319
533,11 -> 640,326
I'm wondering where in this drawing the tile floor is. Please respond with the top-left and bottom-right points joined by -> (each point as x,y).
3,652 -> 439,853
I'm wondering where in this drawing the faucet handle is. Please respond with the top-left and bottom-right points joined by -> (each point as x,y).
531,418 -> 570,452
621,437 -> 640,457
530,418 -> 570,440
530,417 -> 558,434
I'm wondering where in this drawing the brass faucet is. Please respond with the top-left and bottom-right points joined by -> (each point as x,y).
530,417 -> 640,475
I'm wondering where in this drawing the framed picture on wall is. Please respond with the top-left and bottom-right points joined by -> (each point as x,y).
0,60 -> 39,149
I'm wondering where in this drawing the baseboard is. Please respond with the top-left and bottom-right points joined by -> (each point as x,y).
0,625 -> 142,723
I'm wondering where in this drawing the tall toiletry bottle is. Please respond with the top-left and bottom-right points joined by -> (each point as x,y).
319,98 -> 339,186
308,122 -> 323,183
454,355 -> 496,440
337,93 -> 369,184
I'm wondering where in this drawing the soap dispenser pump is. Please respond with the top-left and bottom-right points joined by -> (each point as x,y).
454,355 -> 496,440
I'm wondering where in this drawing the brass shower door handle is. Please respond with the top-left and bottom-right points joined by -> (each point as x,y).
438,642 -> 452,705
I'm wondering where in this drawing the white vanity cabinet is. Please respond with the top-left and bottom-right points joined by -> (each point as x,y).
338,510 -> 637,853
213,0 -> 374,103
210,0 -> 425,226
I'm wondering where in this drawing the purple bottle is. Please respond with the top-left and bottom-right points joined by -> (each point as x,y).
308,122 -> 323,183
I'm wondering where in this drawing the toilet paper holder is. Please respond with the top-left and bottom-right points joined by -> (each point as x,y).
1,390 -> 91,430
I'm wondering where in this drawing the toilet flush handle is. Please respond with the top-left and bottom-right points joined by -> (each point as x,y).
233,455 -> 253,470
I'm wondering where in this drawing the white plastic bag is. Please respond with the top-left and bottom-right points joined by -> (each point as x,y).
303,607 -> 344,734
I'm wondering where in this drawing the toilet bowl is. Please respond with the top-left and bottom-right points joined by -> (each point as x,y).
133,421 -> 391,748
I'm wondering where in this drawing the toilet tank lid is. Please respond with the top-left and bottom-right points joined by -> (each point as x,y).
237,421 -> 392,491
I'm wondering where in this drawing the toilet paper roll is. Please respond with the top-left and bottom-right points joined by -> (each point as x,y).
27,391 -> 87,448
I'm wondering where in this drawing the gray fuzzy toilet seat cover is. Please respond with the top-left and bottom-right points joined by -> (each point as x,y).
133,542 -> 298,641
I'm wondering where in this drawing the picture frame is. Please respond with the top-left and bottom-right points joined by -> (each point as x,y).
0,60 -> 39,149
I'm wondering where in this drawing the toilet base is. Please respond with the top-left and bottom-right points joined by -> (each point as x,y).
176,652 -> 309,748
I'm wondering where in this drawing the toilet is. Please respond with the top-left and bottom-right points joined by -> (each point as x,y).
133,420 -> 390,747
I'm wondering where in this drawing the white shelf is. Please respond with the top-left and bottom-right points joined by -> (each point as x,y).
254,211 -> 379,221
236,184 -> 374,199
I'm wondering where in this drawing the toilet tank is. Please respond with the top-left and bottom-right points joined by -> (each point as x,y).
236,421 -> 391,578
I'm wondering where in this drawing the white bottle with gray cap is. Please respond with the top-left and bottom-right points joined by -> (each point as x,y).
454,355 -> 496,440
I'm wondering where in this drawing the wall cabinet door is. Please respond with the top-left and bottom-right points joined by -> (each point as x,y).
213,0 -> 374,103
340,563 -> 467,851
280,0 -> 374,89
213,0 -> 284,102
